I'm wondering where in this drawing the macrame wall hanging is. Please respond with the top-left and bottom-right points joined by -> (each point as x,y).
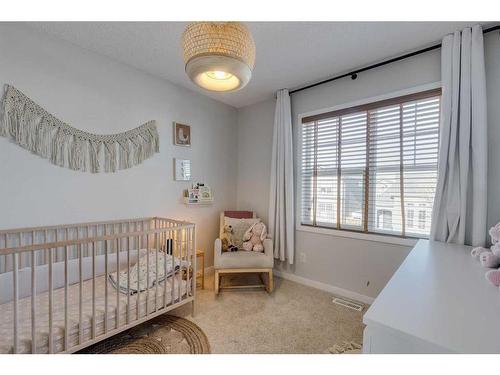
0,85 -> 159,173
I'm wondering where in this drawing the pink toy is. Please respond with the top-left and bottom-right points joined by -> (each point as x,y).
480,251 -> 500,268
242,222 -> 267,252
486,269 -> 500,287
471,246 -> 489,259
482,222 -> 500,289
489,222 -> 500,244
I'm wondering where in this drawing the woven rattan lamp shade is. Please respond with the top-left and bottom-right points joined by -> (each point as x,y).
182,22 -> 256,92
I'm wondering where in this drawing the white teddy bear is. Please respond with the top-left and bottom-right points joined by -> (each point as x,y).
471,222 -> 500,287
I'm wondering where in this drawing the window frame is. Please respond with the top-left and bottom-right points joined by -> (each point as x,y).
295,82 -> 441,247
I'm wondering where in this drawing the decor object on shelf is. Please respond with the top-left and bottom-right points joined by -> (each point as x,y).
181,22 -> 256,92
0,85 -> 159,173
183,183 -> 213,204
173,122 -> 191,146
174,158 -> 191,181
242,222 -> 267,252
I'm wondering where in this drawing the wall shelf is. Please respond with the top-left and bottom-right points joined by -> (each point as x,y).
183,198 -> 214,206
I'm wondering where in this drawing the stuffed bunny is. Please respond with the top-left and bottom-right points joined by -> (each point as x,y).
220,224 -> 238,252
242,222 -> 267,252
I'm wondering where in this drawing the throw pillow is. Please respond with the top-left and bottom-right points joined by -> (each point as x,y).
224,217 -> 261,249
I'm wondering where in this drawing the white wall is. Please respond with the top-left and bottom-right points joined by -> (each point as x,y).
485,33 -> 500,231
236,99 -> 275,224
236,33 -> 500,300
0,24 -> 238,268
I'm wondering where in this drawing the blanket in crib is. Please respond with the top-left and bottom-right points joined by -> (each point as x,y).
108,250 -> 186,294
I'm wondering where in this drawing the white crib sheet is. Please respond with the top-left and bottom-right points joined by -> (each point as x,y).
0,272 -> 189,354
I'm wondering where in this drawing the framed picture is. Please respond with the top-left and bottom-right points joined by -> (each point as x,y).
173,122 -> 191,147
174,158 -> 191,181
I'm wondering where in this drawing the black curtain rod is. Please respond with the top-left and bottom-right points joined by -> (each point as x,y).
289,24 -> 500,95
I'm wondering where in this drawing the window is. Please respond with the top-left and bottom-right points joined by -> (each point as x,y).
300,88 -> 441,238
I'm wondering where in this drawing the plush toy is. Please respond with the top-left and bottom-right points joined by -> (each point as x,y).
220,224 -> 238,252
242,222 -> 267,252
472,222 -> 500,268
471,222 -> 500,288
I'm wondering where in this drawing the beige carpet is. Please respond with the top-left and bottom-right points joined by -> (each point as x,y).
172,273 -> 366,354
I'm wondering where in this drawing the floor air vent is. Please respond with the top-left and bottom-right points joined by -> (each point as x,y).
332,297 -> 363,312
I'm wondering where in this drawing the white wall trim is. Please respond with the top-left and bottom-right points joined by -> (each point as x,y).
274,269 -> 375,305
296,224 -> 418,247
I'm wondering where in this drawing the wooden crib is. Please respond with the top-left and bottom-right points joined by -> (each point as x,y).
0,217 -> 196,354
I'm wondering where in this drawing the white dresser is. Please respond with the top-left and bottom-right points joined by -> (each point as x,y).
363,239 -> 500,353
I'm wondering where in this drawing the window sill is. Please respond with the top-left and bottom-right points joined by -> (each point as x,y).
296,224 -> 419,247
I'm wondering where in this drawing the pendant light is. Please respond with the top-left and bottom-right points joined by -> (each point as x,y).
182,22 -> 256,92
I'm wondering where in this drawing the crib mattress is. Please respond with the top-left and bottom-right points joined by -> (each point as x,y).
0,273 -> 190,353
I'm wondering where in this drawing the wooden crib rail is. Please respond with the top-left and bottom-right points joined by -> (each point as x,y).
0,223 -> 194,255
0,216 -> 188,235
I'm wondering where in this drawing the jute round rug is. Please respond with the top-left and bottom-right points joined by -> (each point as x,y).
78,315 -> 211,354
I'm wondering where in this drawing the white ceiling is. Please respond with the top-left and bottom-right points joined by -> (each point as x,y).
24,22 -> 479,108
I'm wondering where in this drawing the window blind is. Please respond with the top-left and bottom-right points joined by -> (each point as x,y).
300,88 -> 441,238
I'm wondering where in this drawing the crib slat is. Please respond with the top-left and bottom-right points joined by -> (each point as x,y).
48,247 -> 53,354
78,243 -> 83,345
192,225 -> 197,312
163,229 -> 168,308
64,244 -> 69,351
146,233 -> 150,316
187,227 -> 190,299
170,226 -> 177,305
13,252 -> 19,354
178,230 -> 182,303
44,230 -> 48,266
31,248 -> 36,354
136,232 -> 140,320
171,224 -> 175,305
155,231 -> 159,312
92,241 -> 96,339
116,236 -> 120,329
104,238 -> 108,333
126,236 -> 130,324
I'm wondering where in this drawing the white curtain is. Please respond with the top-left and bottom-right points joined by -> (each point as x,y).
431,25 -> 488,246
268,89 -> 295,264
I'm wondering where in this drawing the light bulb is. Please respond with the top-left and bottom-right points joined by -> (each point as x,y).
206,71 -> 233,80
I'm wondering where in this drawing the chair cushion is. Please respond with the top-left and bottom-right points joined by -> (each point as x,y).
224,217 -> 260,249
215,250 -> 274,269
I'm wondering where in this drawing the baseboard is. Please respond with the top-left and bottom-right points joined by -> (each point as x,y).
273,270 -> 375,305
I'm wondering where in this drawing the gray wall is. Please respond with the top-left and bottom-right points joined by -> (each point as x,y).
236,99 -> 275,224
486,33 -> 500,231
0,24 -> 238,268
236,33 -> 500,299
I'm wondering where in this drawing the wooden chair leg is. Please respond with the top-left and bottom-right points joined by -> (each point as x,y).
215,270 -> 220,295
267,270 -> 273,293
